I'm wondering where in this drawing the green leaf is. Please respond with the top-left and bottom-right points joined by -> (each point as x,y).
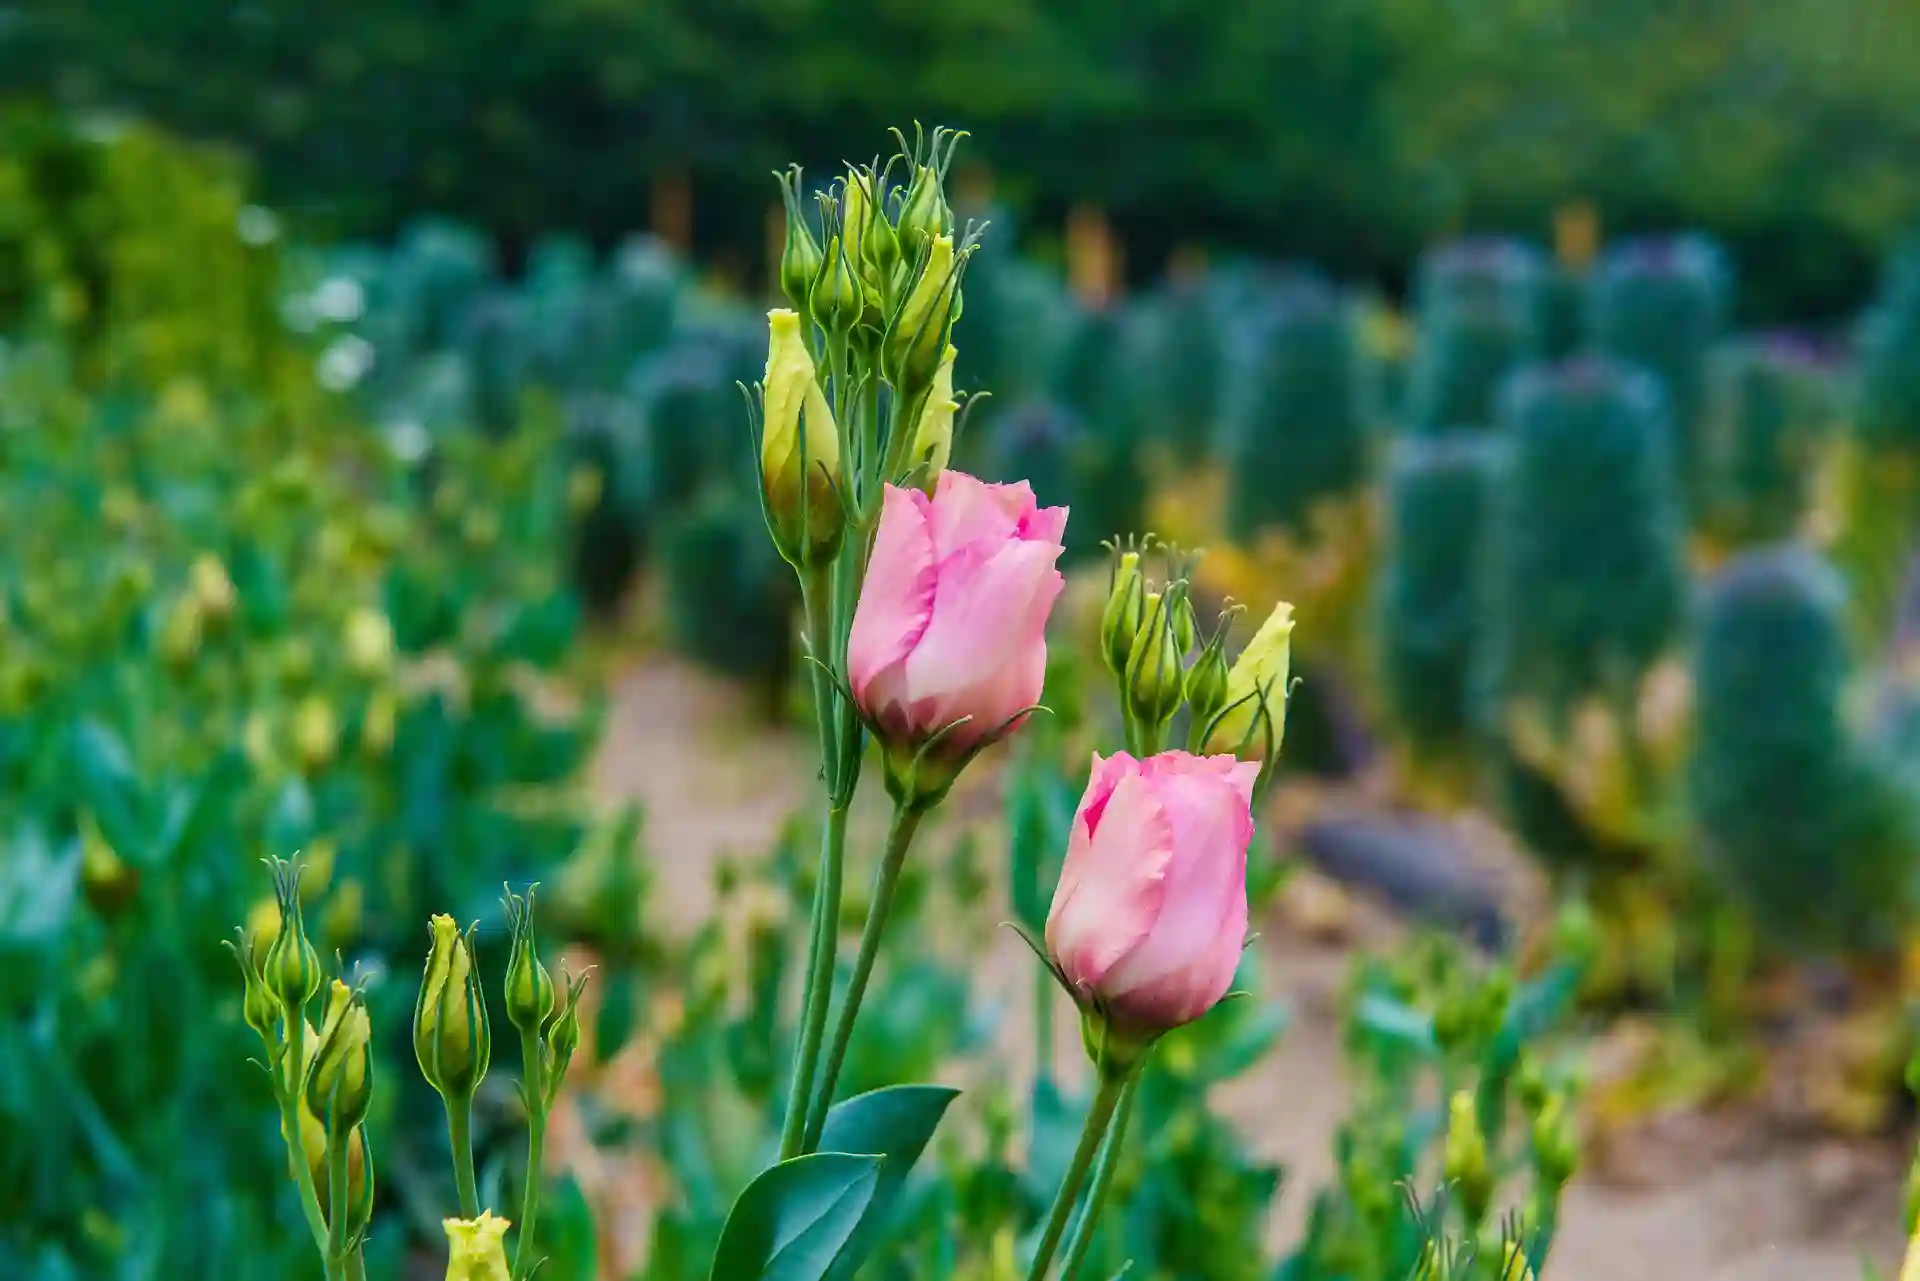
708,1153 -> 881,1281
817,1084 -> 961,1280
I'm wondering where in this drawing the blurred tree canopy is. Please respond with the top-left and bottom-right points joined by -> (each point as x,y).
5,0 -> 1918,319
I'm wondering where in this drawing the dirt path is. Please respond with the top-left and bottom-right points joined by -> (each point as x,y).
589,655 -> 1907,1280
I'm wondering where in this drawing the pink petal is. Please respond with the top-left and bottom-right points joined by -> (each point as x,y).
1109,883 -> 1247,1029
847,485 -> 937,707
898,538 -> 1064,732
928,471 -> 1034,559
1045,769 -> 1172,990
1019,503 -> 1070,546
1100,764 -> 1253,1025
1077,751 -> 1137,837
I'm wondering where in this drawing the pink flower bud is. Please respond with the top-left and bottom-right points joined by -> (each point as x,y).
1045,750 -> 1258,1040
847,471 -> 1067,791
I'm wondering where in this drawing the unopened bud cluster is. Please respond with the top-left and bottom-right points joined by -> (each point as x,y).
227,858 -> 377,1258
758,127 -> 979,569
1099,537 -> 1294,781
231,860 -> 591,1277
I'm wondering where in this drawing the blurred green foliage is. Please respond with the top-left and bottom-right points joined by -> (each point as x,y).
12,0 -> 1920,319
0,109 -> 626,1281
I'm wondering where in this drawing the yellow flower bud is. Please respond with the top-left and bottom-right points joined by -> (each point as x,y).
1443,1090 -> 1492,1228
362,689 -> 397,759
191,553 -> 236,624
306,979 -> 374,1133
294,696 -> 339,773
443,1210 -> 513,1281
883,234 -> 962,401
760,308 -> 844,568
905,344 -> 958,489
1205,601 -> 1294,761
415,914 -> 490,1100
345,608 -> 395,677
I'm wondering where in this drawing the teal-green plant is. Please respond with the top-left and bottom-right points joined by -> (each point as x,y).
1405,237 -> 1546,436
1702,335 -> 1833,547
1221,275 -> 1370,539
1690,545 -> 1919,955
1483,358 -> 1686,722
1378,432 -> 1506,762
1590,234 -> 1732,507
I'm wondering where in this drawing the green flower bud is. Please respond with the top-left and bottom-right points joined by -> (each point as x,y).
264,862 -> 324,1013
311,1122 -> 374,1244
897,163 -> 951,266
544,968 -> 591,1110
444,1209 -> 512,1281
1124,590 -> 1186,731
160,597 -> 203,671
1101,551 -> 1147,677
774,166 -> 825,321
503,885 -> 556,1038
1172,595 -> 1198,654
1443,1090 -> 1493,1228
810,235 -> 863,339
1530,1095 -> 1580,1190
226,927 -> 282,1043
79,813 -> 139,917
414,914 -> 491,1101
882,234 -> 963,403
759,308 -> 845,568
1184,632 -> 1232,730
306,979 -> 374,1133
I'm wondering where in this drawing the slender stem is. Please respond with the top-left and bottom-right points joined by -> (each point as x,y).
326,1128 -> 350,1276
512,1029 -> 548,1279
780,804 -> 851,1159
447,1096 -> 481,1219
1058,1077 -> 1139,1280
801,803 -> 926,1150
278,1012 -> 332,1256
1024,1073 -> 1128,1281
343,1253 -> 367,1281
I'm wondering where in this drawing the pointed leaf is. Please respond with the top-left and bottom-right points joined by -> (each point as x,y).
818,1084 -> 961,1280
709,1153 -> 881,1281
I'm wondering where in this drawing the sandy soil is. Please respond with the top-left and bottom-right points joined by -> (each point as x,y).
584,654 -> 1908,1281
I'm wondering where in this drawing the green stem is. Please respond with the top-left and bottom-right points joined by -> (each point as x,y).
801,803 -> 926,1150
326,1128 -> 350,1276
1057,1076 -> 1138,1280
278,1012 -> 332,1257
1024,1073 -> 1128,1281
512,1030 -> 548,1279
447,1095 -> 481,1219
780,803 -> 851,1159
343,1253 -> 367,1281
